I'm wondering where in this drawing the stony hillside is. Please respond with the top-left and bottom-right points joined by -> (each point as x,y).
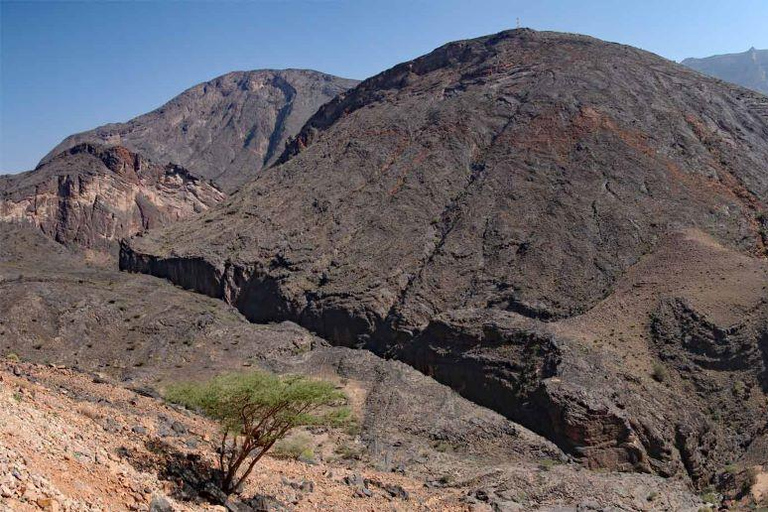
0,222 -> 711,510
0,362 -> 464,511
0,143 -> 223,255
120,28 -> 768,491
683,47 -> 768,95
41,70 -> 359,192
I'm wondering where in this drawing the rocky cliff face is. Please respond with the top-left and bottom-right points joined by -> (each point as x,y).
41,70 -> 359,191
683,47 -> 768,96
120,29 -> 768,487
0,143 -> 223,253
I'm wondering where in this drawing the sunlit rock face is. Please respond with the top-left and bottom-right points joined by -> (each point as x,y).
0,143 -> 224,253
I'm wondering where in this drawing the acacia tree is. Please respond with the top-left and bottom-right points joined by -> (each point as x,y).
166,370 -> 349,495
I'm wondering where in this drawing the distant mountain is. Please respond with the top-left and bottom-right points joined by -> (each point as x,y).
682,47 -> 768,95
41,70 -> 359,191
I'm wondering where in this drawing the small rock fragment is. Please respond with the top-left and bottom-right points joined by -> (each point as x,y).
149,494 -> 174,512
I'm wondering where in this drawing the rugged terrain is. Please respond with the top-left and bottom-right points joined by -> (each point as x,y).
0,143 -> 223,256
41,70 -> 359,192
0,223 -> 713,510
0,361 -> 463,511
683,48 -> 768,96
120,28 -> 768,491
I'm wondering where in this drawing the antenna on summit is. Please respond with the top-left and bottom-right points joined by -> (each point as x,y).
516,17 -> 521,29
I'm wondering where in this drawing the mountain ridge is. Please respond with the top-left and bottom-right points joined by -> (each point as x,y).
41,69 -> 359,191
683,47 -> 768,95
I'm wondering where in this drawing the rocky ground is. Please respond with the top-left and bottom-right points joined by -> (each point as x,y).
3,27 -> 768,512
0,223 -> 719,510
0,361 -> 464,511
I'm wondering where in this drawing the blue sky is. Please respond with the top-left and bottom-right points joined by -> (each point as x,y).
2,0 -> 767,173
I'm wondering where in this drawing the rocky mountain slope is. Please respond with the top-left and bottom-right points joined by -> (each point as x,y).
0,222 -> 711,510
0,362 -> 465,511
683,47 -> 768,95
0,143 -> 223,255
41,70 -> 359,192
120,28 -> 768,492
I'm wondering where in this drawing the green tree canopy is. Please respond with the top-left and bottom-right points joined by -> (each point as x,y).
166,370 -> 350,494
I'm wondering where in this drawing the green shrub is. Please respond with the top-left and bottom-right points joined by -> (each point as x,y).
272,433 -> 314,460
700,490 -> 719,505
334,442 -> 365,460
165,370 -> 348,494
651,362 -> 668,383
5,352 -> 20,362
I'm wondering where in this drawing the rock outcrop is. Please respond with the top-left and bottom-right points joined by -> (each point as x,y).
0,143 -> 223,253
41,70 -> 359,191
683,47 -> 768,96
120,29 -> 768,487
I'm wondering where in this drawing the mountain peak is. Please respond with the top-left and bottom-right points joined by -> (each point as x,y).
40,69 -> 359,192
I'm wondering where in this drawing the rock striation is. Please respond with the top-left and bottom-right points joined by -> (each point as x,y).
0,221 -> 710,510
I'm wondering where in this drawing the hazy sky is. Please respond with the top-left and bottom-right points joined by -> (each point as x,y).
2,0 -> 767,173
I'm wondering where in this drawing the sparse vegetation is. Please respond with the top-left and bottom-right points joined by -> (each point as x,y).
431,440 -> 452,453
333,441 -> 365,461
745,466 -> 759,493
5,352 -> 20,362
271,433 -> 314,460
538,458 -> 561,471
165,370 -> 349,495
700,490 -> 719,506
651,362 -> 668,382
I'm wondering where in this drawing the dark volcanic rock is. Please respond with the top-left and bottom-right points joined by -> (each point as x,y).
683,47 -> 768,96
0,143 -> 223,253
121,29 -> 768,484
41,70 -> 359,192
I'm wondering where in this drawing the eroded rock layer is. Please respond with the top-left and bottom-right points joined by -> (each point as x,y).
1,143 -> 223,253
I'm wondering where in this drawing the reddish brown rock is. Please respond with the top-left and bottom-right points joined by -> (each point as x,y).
0,143 -> 223,253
